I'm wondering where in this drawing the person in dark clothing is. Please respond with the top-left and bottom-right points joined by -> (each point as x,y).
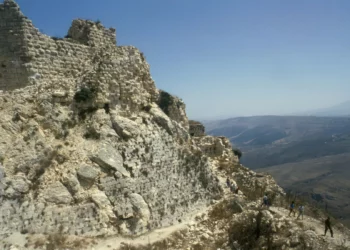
288,201 -> 296,217
324,216 -> 334,238
261,193 -> 269,208
296,205 -> 304,220
226,177 -> 231,188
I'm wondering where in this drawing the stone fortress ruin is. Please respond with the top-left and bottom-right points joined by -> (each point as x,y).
0,0 -> 238,242
1,1 -> 350,250
0,0 -> 158,115
189,120 -> 205,137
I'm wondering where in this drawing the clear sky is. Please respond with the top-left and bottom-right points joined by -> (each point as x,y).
13,0 -> 350,120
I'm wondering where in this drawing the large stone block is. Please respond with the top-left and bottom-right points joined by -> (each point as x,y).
77,165 -> 99,184
90,143 -> 129,177
42,181 -> 73,205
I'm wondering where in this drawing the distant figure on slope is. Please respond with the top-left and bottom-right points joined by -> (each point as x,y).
288,201 -> 296,217
235,186 -> 240,194
230,181 -> 237,193
297,205 -> 304,220
226,177 -> 231,188
261,193 -> 269,208
324,216 -> 334,238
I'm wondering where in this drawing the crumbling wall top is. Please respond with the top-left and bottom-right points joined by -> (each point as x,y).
189,120 -> 205,137
67,19 -> 117,46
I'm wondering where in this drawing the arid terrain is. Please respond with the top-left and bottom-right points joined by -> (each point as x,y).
206,115 -> 350,227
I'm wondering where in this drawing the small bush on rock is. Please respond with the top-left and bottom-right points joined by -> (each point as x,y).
158,90 -> 173,115
74,86 -> 97,103
232,148 -> 242,159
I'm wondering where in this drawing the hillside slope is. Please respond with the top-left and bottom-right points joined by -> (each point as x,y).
206,115 -> 350,228
258,153 -> 350,227
205,116 -> 350,168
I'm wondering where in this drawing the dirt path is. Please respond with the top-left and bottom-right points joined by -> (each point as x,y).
93,205 -> 207,250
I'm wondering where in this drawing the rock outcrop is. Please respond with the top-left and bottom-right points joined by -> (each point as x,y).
0,1 -> 349,250
0,0 -> 235,242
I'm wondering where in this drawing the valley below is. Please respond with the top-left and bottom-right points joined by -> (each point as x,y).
206,115 -> 350,227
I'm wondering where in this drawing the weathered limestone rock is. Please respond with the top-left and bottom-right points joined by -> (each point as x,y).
77,165 -> 99,184
231,199 -> 244,213
111,113 -> 140,138
129,193 -> 151,221
91,190 -> 112,208
149,103 -> 174,135
157,90 -> 189,130
189,120 -> 205,137
91,143 -> 129,177
0,0 -> 231,240
62,174 -> 80,194
193,136 -> 235,159
42,182 -> 73,204
10,175 -> 30,194
0,165 -> 5,196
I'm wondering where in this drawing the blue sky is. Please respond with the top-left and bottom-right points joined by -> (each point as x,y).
13,0 -> 350,120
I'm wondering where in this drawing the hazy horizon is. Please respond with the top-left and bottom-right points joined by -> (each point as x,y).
15,0 -> 350,119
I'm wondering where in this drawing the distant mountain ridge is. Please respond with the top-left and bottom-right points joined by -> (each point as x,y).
205,115 -> 350,168
292,100 -> 350,117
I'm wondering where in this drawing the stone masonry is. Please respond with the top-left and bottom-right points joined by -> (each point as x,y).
0,0 -> 238,242
189,120 -> 205,137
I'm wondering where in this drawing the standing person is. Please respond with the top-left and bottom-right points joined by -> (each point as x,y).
235,186 -> 240,194
288,201 -> 296,217
324,216 -> 334,238
226,177 -> 231,188
261,193 -> 269,208
230,181 -> 237,193
297,204 -> 304,220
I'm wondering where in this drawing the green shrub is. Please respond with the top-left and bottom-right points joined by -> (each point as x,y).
158,90 -> 173,115
232,148 -> 242,159
51,36 -> 64,41
74,86 -> 97,103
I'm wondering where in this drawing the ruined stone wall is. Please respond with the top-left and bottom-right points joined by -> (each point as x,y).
157,90 -> 189,129
0,0 -> 157,111
0,0 -> 224,240
0,110 -> 222,237
189,120 -> 205,137
67,19 -> 116,46
193,136 -> 234,159
0,0 -> 31,90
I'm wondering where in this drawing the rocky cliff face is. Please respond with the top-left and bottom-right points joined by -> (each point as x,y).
0,0 -> 237,242
1,1 -> 350,250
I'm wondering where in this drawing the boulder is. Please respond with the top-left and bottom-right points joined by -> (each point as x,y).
231,199 -> 244,213
43,181 -> 73,204
111,114 -> 140,138
91,190 -> 112,208
149,103 -> 174,135
62,174 -> 80,194
77,165 -> 99,184
90,143 -> 129,177
129,193 -> 150,221
11,175 -> 30,193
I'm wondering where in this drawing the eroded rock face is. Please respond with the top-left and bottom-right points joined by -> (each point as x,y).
0,0 -> 235,239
